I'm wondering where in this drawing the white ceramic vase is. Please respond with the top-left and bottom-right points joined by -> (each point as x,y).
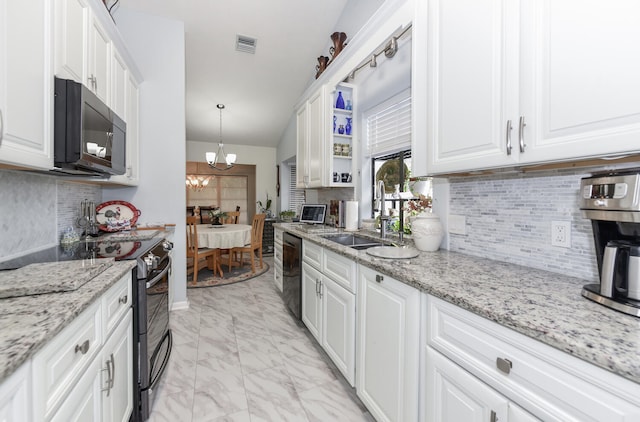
411,212 -> 444,252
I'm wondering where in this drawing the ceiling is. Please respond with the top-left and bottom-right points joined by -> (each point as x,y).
120,0 -> 349,148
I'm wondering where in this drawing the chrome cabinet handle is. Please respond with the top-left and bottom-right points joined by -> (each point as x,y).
315,279 -> 319,296
318,281 -> 323,298
102,354 -> 114,395
118,295 -> 128,304
518,116 -> 526,153
75,340 -> 90,355
505,120 -> 513,155
109,353 -> 115,390
490,410 -> 498,422
496,357 -> 512,374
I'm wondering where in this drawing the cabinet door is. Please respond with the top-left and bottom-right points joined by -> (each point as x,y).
0,0 -> 53,170
88,14 -> 110,103
49,357 -> 101,422
357,266 -> 421,422
426,346 -> 508,422
0,362 -> 31,422
108,74 -> 139,185
301,262 -> 322,342
296,103 -> 309,188
321,277 -> 355,387
307,88 -> 325,187
102,310 -> 133,422
425,0 -> 520,174
54,0 -> 88,83
111,48 -> 127,119
519,1 -> 640,163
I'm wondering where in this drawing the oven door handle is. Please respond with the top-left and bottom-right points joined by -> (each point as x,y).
146,259 -> 171,289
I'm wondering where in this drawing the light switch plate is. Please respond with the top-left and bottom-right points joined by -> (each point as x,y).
448,214 -> 466,235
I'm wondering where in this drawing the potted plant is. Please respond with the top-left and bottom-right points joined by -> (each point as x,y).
257,194 -> 272,218
208,209 -> 227,225
279,210 -> 296,222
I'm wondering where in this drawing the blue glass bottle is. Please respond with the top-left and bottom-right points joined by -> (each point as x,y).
336,91 -> 345,109
345,117 -> 352,135
333,115 -> 337,133
346,100 -> 352,111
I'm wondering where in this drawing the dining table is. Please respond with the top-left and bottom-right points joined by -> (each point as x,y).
197,223 -> 251,249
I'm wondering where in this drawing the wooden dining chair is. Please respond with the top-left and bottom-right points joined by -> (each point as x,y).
186,216 -> 222,281
231,213 -> 266,274
221,211 -> 240,224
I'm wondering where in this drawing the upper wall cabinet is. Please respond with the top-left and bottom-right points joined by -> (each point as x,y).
422,0 -> 640,175
296,82 -> 357,188
0,0 -> 54,171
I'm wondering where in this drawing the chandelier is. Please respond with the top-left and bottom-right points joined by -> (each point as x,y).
206,104 -> 236,170
185,175 -> 212,191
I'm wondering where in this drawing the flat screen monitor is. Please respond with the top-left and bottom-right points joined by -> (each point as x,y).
299,204 -> 327,224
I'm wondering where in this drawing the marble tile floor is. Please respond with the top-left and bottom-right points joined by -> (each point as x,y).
149,256 -> 374,422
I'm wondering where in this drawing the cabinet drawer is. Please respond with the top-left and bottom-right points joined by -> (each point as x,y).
274,229 -> 283,244
33,300 -> 102,420
322,248 -> 356,293
102,271 -> 132,337
302,240 -> 323,270
427,296 -> 640,421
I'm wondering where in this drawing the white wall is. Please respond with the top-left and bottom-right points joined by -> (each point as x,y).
105,8 -> 188,308
186,141 -> 277,214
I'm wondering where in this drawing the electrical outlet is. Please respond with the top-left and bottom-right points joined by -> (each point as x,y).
448,214 -> 466,235
551,221 -> 571,248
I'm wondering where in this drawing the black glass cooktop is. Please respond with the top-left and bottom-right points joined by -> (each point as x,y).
0,237 -> 163,271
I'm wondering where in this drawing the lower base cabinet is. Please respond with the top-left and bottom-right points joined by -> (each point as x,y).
426,347 -> 538,422
356,265 -> 421,422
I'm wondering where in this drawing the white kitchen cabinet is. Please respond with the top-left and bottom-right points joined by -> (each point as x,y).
54,0 -> 89,83
32,272 -> 133,422
426,346 -> 538,422
296,87 -> 325,188
110,48 -> 127,120
273,227 -> 283,292
87,13 -> 110,104
301,261 -> 322,341
321,276 -> 355,386
0,0 -> 54,170
301,243 -> 356,386
101,309 -> 133,422
108,73 -> 140,185
0,362 -> 32,422
422,0 -> 640,175
426,295 -> 640,421
356,265 -> 421,422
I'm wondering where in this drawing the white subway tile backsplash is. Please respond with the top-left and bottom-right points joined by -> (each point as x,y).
448,169 -> 599,282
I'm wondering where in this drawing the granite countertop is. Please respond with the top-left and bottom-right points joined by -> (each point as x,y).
0,260 -> 136,382
276,223 -> 640,385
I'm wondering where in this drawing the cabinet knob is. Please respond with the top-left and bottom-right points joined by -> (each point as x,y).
75,339 -> 90,355
375,274 -> 384,283
118,295 -> 128,304
496,357 -> 512,374
490,409 -> 498,422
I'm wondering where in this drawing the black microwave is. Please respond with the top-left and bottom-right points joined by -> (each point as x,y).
53,77 -> 126,176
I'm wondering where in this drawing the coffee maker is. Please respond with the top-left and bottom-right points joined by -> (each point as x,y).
580,170 -> 640,317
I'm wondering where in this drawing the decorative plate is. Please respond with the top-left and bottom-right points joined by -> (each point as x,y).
97,241 -> 142,259
95,200 -> 141,232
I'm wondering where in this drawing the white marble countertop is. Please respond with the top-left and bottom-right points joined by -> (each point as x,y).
276,223 -> 640,385
0,261 -> 136,382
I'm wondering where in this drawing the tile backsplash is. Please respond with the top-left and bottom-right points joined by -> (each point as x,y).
0,170 -> 101,260
448,168 -> 599,282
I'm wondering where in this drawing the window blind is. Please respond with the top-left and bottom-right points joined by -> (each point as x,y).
288,165 -> 305,215
366,94 -> 411,157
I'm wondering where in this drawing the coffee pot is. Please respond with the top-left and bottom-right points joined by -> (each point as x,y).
600,241 -> 640,300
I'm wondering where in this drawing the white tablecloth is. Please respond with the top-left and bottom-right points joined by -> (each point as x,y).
197,224 -> 251,249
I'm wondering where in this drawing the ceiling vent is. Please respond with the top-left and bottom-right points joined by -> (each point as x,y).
236,35 -> 257,54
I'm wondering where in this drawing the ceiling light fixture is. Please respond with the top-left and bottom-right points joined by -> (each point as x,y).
186,175 -> 212,191
206,104 -> 236,170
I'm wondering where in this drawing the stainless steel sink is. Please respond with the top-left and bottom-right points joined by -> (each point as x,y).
321,233 -> 390,250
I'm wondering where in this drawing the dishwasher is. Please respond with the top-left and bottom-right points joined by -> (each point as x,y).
282,232 -> 302,319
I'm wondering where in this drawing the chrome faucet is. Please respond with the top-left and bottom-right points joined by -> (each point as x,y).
375,180 -> 390,239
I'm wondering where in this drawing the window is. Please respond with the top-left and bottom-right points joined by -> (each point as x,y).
288,165 -> 305,215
